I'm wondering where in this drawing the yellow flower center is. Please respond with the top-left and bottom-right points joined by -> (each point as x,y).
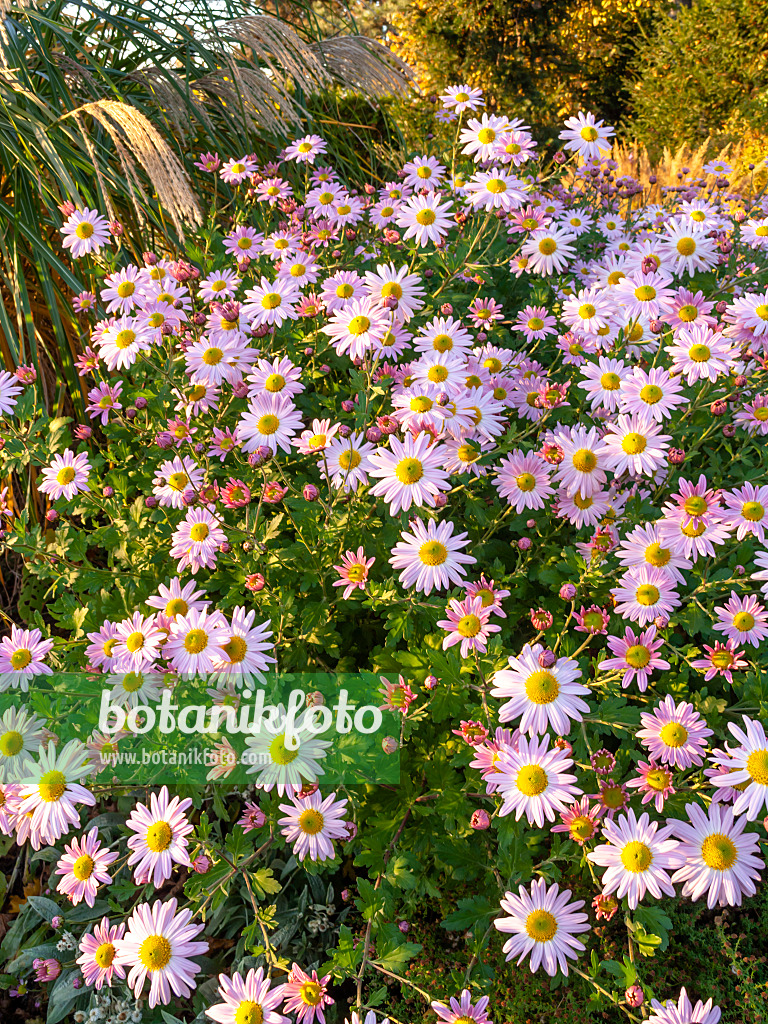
755,304 -> 768,321
645,769 -> 670,791
184,629 -> 208,654
428,366 -> 449,382
711,649 -> 734,669
57,466 -> 76,485
626,644 -> 651,668
125,630 -> 146,653
607,271 -> 625,285
689,344 -> 711,362
94,942 -> 115,969
73,854 -> 95,881
746,748 -> 768,784
432,333 -> 453,352
114,329 -> 136,349
635,584 -> 660,606
755,226 -> 768,237
75,221 -> 95,239
38,769 -> 67,802
269,733 -> 299,766
298,809 -> 325,835
524,671 -> 560,704
676,237 -> 696,256
477,128 -> 496,144
116,281 -> 135,298
573,494 -> 593,509
235,1003 -> 265,1024
338,449 -> 361,471
415,210 -> 436,226
659,722 -> 688,747
733,612 -> 755,632
456,614 -> 482,638
202,347 -> 223,366
600,372 -> 621,390
620,840 -> 653,872
122,672 -> 144,693
640,384 -> 663,405
189,523 -> 209,542
257,414 -> 280,435
571,816 -> 596,841
525,909 -> 558,942
580,125 -> 599,141
410,396 -> 433,413
168,472 -> 189,492
516,764 -> 548,796
345,564 -> 367,582
300,981 -> 323,1006
381,282 -> 403,299
741,502 -> 764,522
755,407 -> 768,421
0,730 -> 24,756
336,283 -> 354,298
298,142 -> 312,153
578,303 -> 596,319
515,472 -> 536,492
222,636 -> 248,664
10,649 -> 32,669
572,448 -> 597,472
486,178 -> 507,194
538,238 -> 557,255
261,293 -> 282,310
419,540 -> 448,566
290,264 -> 307,277
138,935 -> 172,972
621,432 -> 647,455
348,315 -> 371,336
634,285 -> 656,302
395,458 -> 423,484
700,833 -> 738,870
678,304 -> 698,322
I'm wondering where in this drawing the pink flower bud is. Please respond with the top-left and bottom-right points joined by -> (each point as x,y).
471,809 -> 491,830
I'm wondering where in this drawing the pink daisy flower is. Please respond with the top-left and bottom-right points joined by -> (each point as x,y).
721,483 -> 768,541
61,207 -> 111,257
85,380 -> 123,424
278,789 -> 348,862
169,507 -> 227,575
612,566 -> 681,625
552,425 -> 609,499
647,988 -> 721,1024
282,964 -> 334,1024
619,366 -> 687,422
437,595 -> 501,658
602,413 -> 671,477
599,624 -> 669,691
125,786 -> 193,887
333,548 -> 375,599
0,625 -> 54,687
55,826 -> 117,906
431,989 -> 491,1024
713,592 -> 768,648
111,612 -> 166,673
637,694 -> 713,769
367,431 -> 450,514
19,740 -> 96,849
294,418 -> 340,455
165,608 -> 230,678
77,917 -> 126,990
38,448 -> 91,501
573,604 -> 610,635
587,809 -> 680,910
379,675 -> 417,714
494,450 -> 554,511
669,802 -> 764,909
591,779 -> 630,819
496,734 -> 581,827
465,575 -> 510,617
114,897 -> 207,1008
206,967 -> 288,1024
491,643 -> 590,737
495,876 -> 590,977
238,801 -> 266,833
513,304 -> 557,341
710,716 -> 768,820
220,156 -> 257,183
551,796 -> 603,845
690,639 -> 747,683
626,760 -> 676,813
667,324 -> 735,384
389,518 -> 475,595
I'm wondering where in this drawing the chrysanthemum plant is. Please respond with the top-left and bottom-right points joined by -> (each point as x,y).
0,90 -> 768,1024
